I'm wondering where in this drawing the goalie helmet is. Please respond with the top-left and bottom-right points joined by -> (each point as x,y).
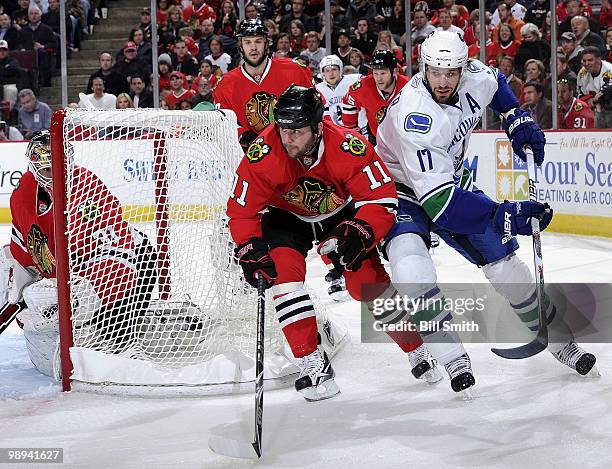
274,85 -> 324,130
419,30 -> 468,74
26,130 -> 52,191
319,54 -> 343,75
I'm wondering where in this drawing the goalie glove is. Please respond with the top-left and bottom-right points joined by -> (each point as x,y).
318,219 -> 375,272
0,245 -> 41,304
234,237 -> 277,288
493,200 -> 553,237
502,108 -> 546,165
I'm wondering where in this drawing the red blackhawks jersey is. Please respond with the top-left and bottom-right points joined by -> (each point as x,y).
342,74 -> 410,137
558,98 -> 595,129
10,168 -> 138,308
226,120 -> 398,246
212,57 -> 313,137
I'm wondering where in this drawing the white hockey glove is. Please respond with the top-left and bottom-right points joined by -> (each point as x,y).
0,245 -> 41,304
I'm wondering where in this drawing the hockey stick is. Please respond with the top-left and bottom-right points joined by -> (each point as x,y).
0,300 -> 27,336
209,274 -> 266,459
492,147 -> 548,359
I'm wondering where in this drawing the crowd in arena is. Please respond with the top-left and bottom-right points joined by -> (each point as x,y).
0,0 -> 611,140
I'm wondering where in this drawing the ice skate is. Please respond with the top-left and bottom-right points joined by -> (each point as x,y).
325,269 -> 350,302
444,354 -> 476,400
407,343 -> 443,384
552,342 -> 599,377
295,347 -> 340,402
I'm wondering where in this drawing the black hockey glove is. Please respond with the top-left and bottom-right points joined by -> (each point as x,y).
234,237 -> 277,288
493,200 -> 553,237
239,130 -> 258,150
318,219 -> 375,272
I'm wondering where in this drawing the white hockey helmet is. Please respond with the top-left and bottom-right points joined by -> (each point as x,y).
419,30 -> 468,75
320,54 -> 343,75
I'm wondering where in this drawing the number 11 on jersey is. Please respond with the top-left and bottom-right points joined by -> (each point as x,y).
363,161 -> 392,190
230,175 -> 249,207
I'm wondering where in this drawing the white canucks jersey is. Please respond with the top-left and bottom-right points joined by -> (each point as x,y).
316,74 -> 366,129
376,59 -> 500,213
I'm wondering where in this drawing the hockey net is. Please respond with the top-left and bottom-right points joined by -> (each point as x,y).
50,109 -> 347,396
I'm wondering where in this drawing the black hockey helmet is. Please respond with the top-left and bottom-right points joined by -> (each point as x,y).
236,18 -> 268,38
274,85 -> 324,130
27,130 -> 52,191
368,50 -> 397,72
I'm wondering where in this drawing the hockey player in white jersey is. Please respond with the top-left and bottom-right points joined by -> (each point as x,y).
376,30 -> 598,396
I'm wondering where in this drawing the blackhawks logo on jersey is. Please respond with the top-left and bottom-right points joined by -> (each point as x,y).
350,81 -> 362,91
26,224 -> 55,275
375,106 -> 388,123
282,177 -> 345,215
245,91 -> 277,132
78,200 -> 101,221
340,133 -> 367,157
246,137 -> 271,163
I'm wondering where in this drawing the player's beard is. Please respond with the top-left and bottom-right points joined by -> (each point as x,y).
283,131 -> 320,161
243,50 -> 267,68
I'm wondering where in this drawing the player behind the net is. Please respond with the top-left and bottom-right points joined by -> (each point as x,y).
0,131 -> 157,378
376,30 -> 598,396
227,85 -> 449,402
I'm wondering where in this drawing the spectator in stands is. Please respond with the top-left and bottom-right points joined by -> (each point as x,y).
523,58 -> 546,85
561,32 -> 584,75
280,0 -> 314,33
601,0 -> 612,30
163,5 -> 188,44
190,76 -> 213,107
197,18 -> 215,59
41,0 -> 76,50
265,18 -> 280,44
346,0 -> 376,28
577,46 -> 612,128
607,29 -> 612,63
79,76 -> 117,109
492,23 -> 520,62
524,0 -> 549,29
336,29 -> 353,65
318,11 -> 340,50
557,53 -> 577,83
86,52 -> 130,96
0,14 -> 21,50
115,93 -> 134,109
179,99 -> 192,110
467,24 -> 496,65
17,88 -> 51,138
288,19 -> 306,54
559,0 -> 601,36
498,55 -> 524,101
244,2 -> 259,21
436,9 -> 463,35
139,7 -> 152,42
114,41 -> 151,86
443,0 -> 469,29
156,0 -> 171,26
157,53 -> 173,91
191,58 -> 217,90
386,0 -> 405,40
353,18 -> 376,58
492,1 -> 525,43
514,23 -> 550,75
572,15 -> 606,58
183,0 -> 217,30
348,48 -> 367,75
215,0 -> 239,38
377,30 -> 403,64
165,71 -> 195,110
273,32 -> 294,58
374,0 -> 395,32
172,38 -> 198,79
204,36 -> 231,74
0,40 -> 26,91
521,81 -> 552,129
128,27 -> 152,64
302,31 -> 326,72
491,0 -> 525,27
20,6 -> 57,87
557,78 -> 595,129
0,119 -> 23,140
129,74 -> 154,108
10,0 -> 30,29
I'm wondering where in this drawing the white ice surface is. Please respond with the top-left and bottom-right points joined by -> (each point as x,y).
1,225 -> 612,469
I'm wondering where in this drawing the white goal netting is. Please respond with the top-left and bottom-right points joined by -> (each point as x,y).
54,109 -> 346,396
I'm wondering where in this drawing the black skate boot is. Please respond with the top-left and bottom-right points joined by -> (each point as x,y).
552,342 -> 599,377
295,347 -> 340,402
444,354 -> 476,399
407,344 -> 442,383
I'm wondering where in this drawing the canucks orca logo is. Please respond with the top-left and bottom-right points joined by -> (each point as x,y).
404,113 -> 432,134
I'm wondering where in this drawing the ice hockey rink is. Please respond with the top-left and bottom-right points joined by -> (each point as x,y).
1,223 -> 612,469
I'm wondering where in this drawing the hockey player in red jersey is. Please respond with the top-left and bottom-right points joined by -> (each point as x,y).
0,131 -> 157,375
227,86 -> 438,401
341,50 -> 410,143
212,18 -> 313,148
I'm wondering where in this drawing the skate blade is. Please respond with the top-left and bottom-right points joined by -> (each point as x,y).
584,365 -> 601,378
422,367 -> 443,384
301,379 -> 341,402
458,387 -> 475,401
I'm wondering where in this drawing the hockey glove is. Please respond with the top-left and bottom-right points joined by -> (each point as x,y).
318,219 -> 375,272
502,108 -> 546,165
234,237 -> 277,288
493,200 -> 553,237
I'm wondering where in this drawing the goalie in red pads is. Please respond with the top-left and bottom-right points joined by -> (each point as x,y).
0,131 -> 157,378
227,86 -> 437,401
